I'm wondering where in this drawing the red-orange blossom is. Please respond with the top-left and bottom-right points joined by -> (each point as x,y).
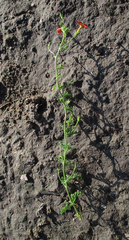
57,27 -> 62,33
75,20 -> 88,33
75,20 -> 88,28
57,20 -> 88,34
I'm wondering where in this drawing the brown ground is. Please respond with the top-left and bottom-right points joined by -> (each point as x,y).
0,0 -> 129,239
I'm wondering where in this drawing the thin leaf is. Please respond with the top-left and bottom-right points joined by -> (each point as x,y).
74,31 -> 80,37
59,21 -> 64,26
57,169 -> 62,183
61,26 -> 69,37
48,42 -> 51,47
52,85 -> 56,91
74,212 -> 82,221
66,115 -> 75,126
57,167 -> 62,172
67,100 -> 71,105
58,74 -> 62,79
56,156 -> 63,163
61,45 -> 67,50
60,12 -> 64,20
65,105 -> 73,113
66,174 -> 72,182
61,201 -> 71,214
59,141 -> 75,152
70,190 -> 83,204
63,40 -> 67,44
77,115 -> 81,122
65,161 -> 74,167
63,92 -> 72,99
65,80 -> 74,92
57,71 -> 62,78
59,97 -> 65,104
60,124 -> 64,131
72,173 -> 81,179
59,84 -> 64,89
57,64 -> 64,69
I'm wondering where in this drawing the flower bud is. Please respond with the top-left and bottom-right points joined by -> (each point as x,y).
57,28 -> 62,33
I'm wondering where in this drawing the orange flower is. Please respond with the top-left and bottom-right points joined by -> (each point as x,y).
57,27 -> 62,33
75,20 -> 88,28
75,20 -> 88,33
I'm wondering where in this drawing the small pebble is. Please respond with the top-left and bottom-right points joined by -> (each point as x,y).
20,174 -> 28,181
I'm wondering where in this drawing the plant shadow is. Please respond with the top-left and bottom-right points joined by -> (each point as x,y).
70,40 -> 129,239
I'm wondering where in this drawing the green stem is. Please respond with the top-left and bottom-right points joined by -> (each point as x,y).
66,32 -> 78,45
48,47 -> 54,55
63,109 -> 67,180
54,31 -> 81,219
55,38 -> 72,201
55,35 -> 66,98
55,35 -> 71,200
63,108 -> 71,201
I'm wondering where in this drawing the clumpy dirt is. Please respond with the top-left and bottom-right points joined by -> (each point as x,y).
0,0 -> 129,239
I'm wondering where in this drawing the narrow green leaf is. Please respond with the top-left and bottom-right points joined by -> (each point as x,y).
59,21 -> 64,26
65,80 -> 74,92
64,105 -> 73,113
57,64 -> 64,70
74,212 -> 82,221
69,114 -> 74,120
77,115 -> 81,122
60,12 -> 64,19
72,173 -> 81,179
61,45 -> 67,50
63,40 -> 67,44
59,141 -> 75,152
59,97 -> 64,104
63,92 -> 72,99
67,100 -> 71,105
61,26 -> 69,37
66,115 -> 75,126
57,72 -> 62,78
57,167 -> 62,172
48,42 -> 51,47
69,79 -> 74,83
52,85 -> 56,91
58,75 -> 62,79
66,174 -> 72,182
67,142 -> 75,151
65,161 -> 74,167
70,190 -> 84,204
61,201 -> 70,214
56,157 -> 63,163
60,124 -> 64,130
59,84 -> 64,89
74,31 -> 80,37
